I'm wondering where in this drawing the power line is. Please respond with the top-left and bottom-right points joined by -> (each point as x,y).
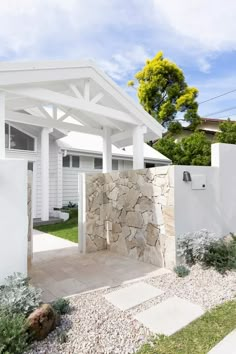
204,105 -> 236,117
199,88 -> 236,105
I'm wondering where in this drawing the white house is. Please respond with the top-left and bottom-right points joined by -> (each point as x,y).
5,122 -> 170,218
0,60 -> 169,221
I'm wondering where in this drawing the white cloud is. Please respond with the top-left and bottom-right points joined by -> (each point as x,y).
99,46 -> 150,81
197,58 -> 211,73
153,0 -> 236,52
0,0 -> 236,80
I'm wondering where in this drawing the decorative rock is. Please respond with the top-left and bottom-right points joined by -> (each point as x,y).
27,304 -> 60,341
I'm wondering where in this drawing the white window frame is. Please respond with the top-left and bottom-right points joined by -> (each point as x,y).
5,122 -> 37,152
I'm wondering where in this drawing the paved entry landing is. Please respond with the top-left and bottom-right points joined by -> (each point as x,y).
30,230 -> 166,302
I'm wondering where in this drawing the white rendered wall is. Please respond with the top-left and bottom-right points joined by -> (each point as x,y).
0,159 -> 28,284
174,165 -> 221,237
175,143 -> 236,238
211,143 -> 236,234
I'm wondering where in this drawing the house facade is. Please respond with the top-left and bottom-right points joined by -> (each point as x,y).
5,121 -> 170,219
0,60 -> 168,221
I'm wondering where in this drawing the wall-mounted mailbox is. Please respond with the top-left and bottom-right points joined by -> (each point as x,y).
191,175 -> 206,190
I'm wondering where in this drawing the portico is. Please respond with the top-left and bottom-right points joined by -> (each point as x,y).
0,61 -> 163,221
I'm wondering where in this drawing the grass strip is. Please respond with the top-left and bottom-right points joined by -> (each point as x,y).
137,299 -> 236,354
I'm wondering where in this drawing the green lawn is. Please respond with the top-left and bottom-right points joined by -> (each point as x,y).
137,300 -> 236,354
35,208 -> 78,243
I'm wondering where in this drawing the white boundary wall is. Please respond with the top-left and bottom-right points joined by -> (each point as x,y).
175,143 -> 236,239
0,159 -> 28,284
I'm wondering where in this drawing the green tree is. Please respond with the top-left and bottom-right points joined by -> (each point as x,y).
128,51 -> 200,130
155,132 -> 211,166
216,119 -> 236,144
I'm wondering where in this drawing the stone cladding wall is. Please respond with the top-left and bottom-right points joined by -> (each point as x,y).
85,166 -> 176,268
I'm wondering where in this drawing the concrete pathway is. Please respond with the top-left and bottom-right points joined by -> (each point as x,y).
208,330 -> 236,354
33,229 -> 77,253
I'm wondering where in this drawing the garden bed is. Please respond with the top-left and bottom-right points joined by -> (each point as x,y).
26,265 -> 236,354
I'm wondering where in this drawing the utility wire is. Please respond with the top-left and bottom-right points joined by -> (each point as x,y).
204,105 -> 236,117
199,88 -> 236,105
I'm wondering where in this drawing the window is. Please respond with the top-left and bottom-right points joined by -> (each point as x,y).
10,126 -> 35,151
72,156 -> 80,168
63,155 -> 70,167
5,123 -> 35,151
94,158 -> 103,170
145,163 -> 156,168
112,159 -> 118,170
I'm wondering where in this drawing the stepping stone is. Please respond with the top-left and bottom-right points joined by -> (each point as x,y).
208,330 -> 236,354
135,296 -> 204,336
104,282 -> 163,310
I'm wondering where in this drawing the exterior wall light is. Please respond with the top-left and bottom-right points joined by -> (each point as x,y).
183,171 -> 192,182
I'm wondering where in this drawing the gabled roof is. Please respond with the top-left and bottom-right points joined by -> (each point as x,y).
58,132 -> 171,163
0,60 -> 163,147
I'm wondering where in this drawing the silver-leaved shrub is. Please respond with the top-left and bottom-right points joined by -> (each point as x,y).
177,229 -> 220,265
0,273 -> 42,315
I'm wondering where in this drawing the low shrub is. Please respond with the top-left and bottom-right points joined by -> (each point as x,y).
52,298 -> 70,315
0,273 -> 42,316
174,265 -> 190,278
177,229 -> 220,265
202,235 -> 236,274
0,309 -> 29,354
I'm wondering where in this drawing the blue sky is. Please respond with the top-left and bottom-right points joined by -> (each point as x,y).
2,0 -> 236,119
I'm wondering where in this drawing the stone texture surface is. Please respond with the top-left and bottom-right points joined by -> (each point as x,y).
85,166 -> 176,268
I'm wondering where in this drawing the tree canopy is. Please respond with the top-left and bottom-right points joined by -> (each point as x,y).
216,119 -> 236,144
128,51 -> 200,130
155,132 -> 211,166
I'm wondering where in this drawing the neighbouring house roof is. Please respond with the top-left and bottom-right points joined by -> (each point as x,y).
0,60 -> 163,147
57,131 -> 171,163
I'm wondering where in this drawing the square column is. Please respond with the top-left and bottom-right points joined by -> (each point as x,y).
41,128 -> 50,221
0,93 -> 5,159
103,126 -> 112,173
133,126 -> 145,170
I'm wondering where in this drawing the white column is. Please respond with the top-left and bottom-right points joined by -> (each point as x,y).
103,126 -> 112,173
133,126 -> 144,170
0,93 -> 5,159
41,128 -> 50,221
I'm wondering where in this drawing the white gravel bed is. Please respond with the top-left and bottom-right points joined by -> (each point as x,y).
27,265 -> 236,354
132,264 -> 236,315
26,290 -> 152,354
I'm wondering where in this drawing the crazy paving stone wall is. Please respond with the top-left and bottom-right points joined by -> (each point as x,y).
85,166 -> 176,268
